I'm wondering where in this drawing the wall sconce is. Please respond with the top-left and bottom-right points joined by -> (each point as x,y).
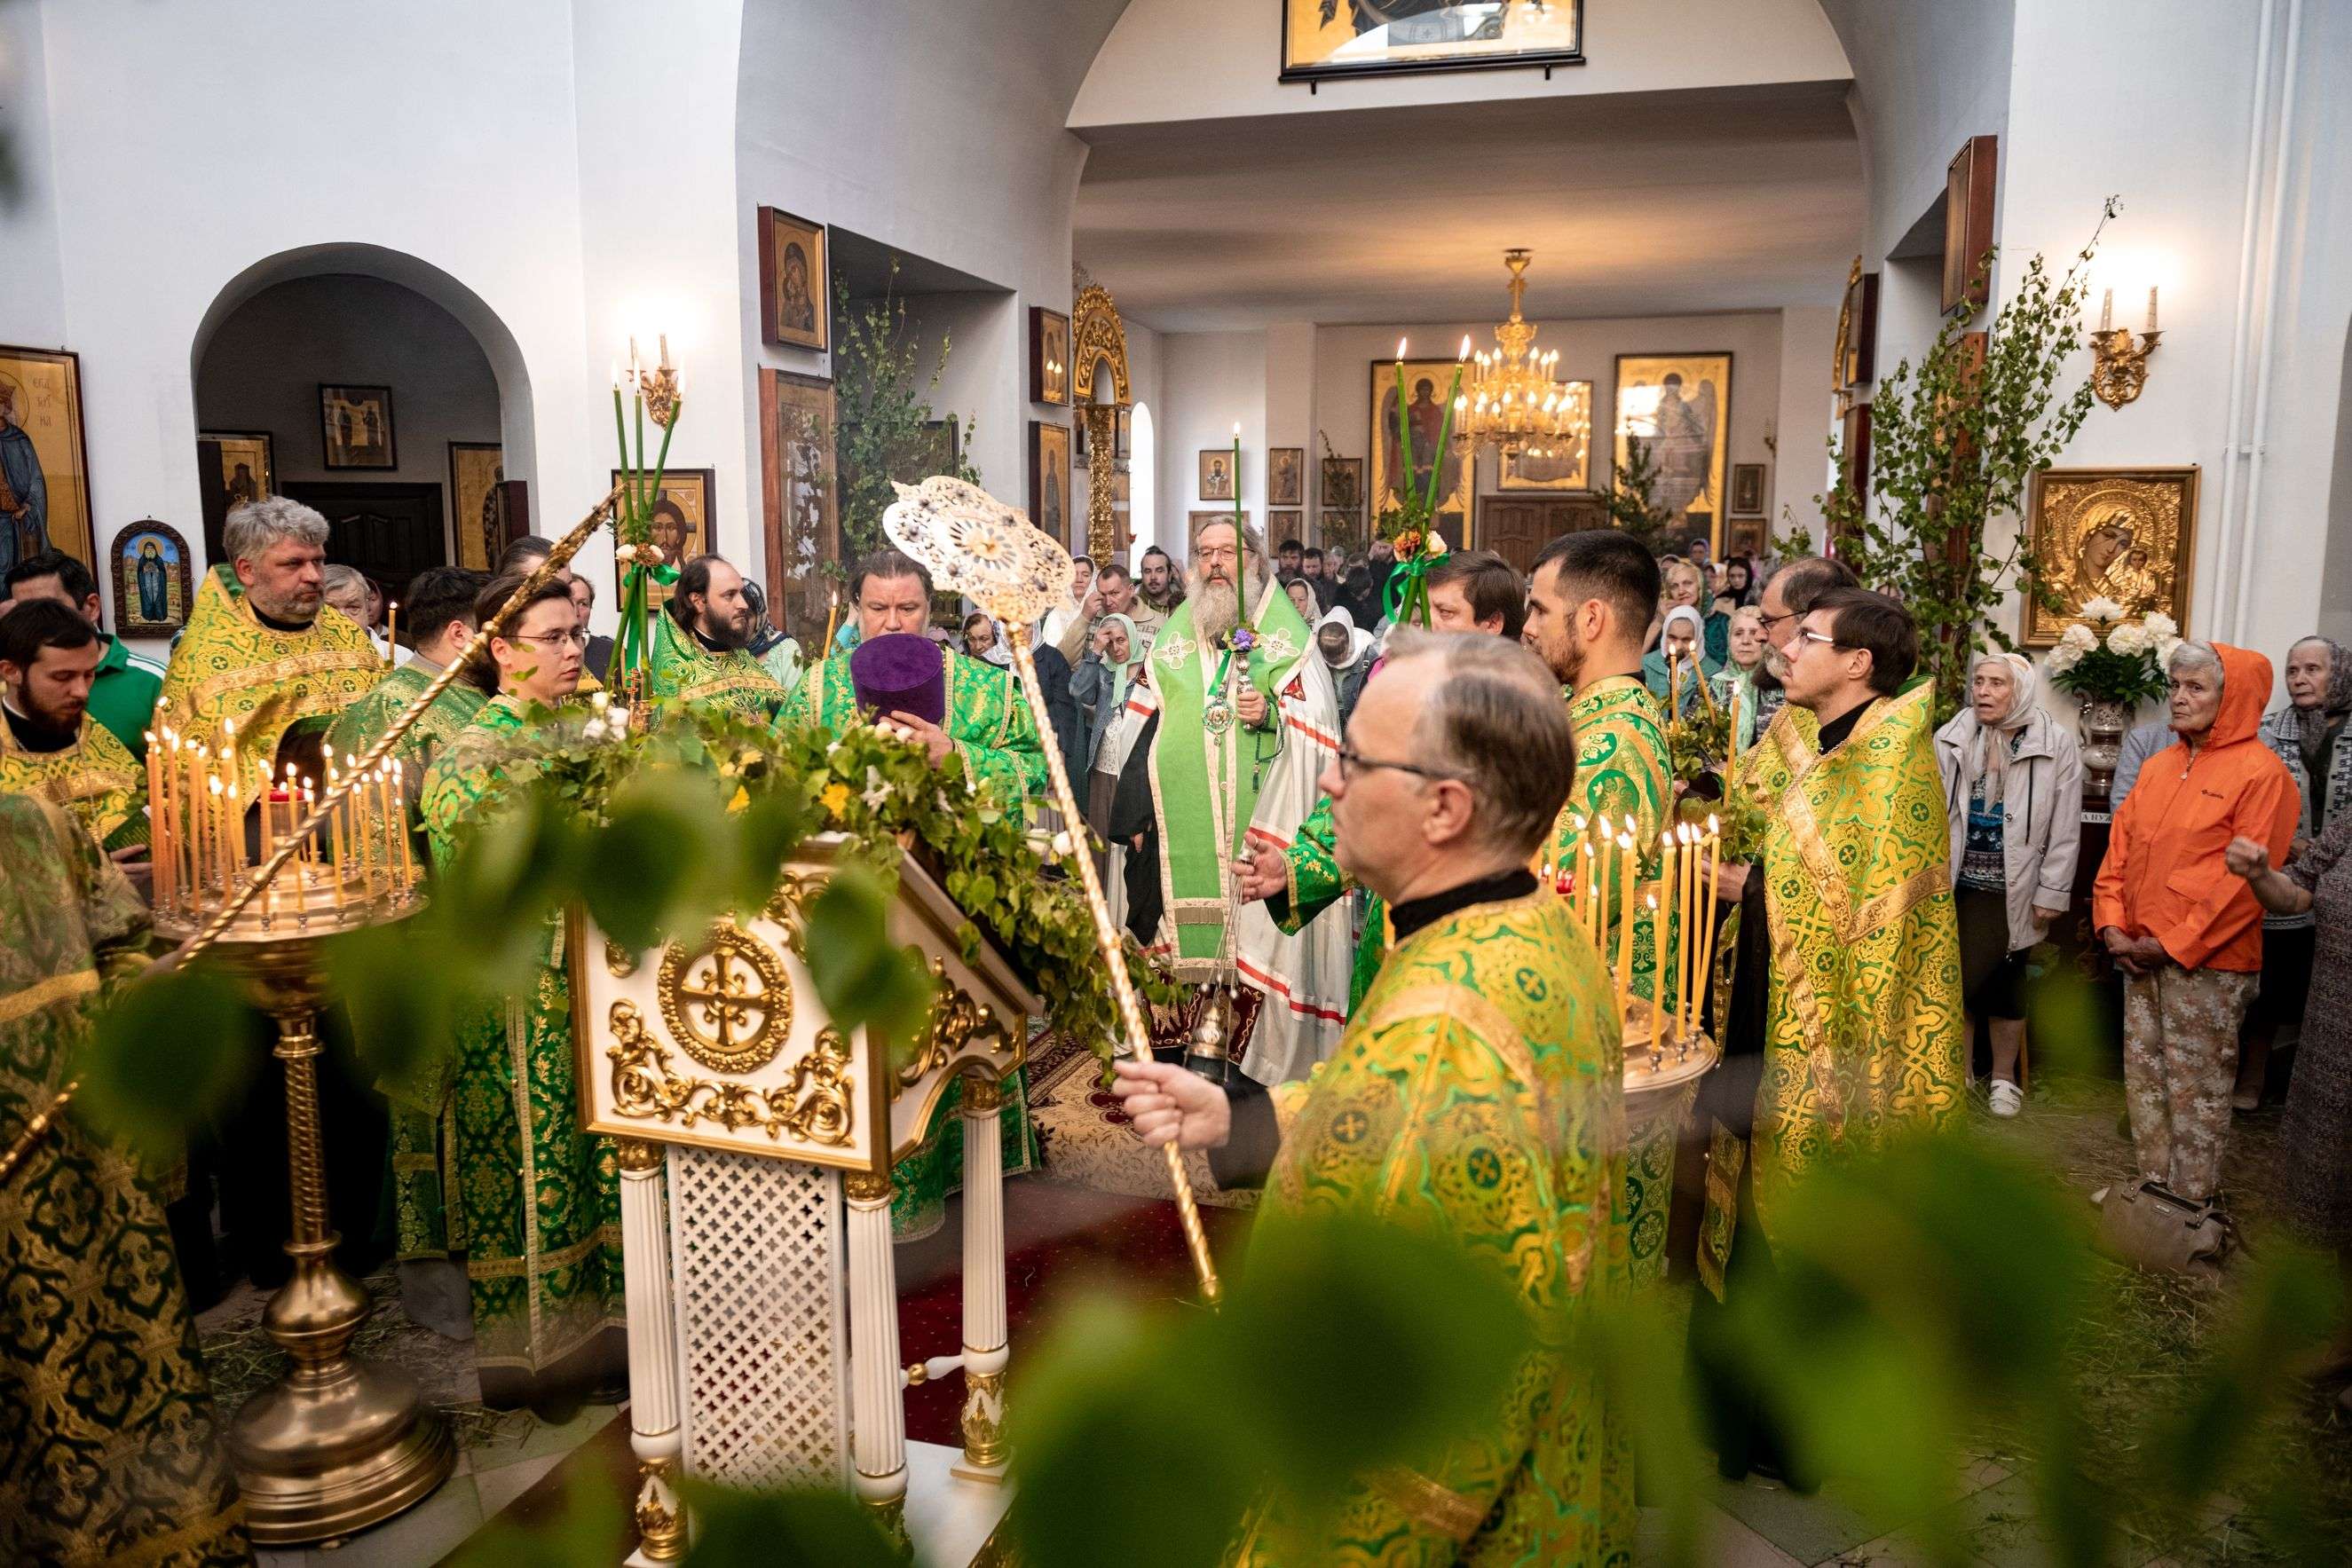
2088,286 -> 2160,409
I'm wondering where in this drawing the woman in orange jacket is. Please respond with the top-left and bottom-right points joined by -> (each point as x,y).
2093,640 -> 2299,1202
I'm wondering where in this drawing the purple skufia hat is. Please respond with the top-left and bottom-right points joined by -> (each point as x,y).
851,633 -> 947,728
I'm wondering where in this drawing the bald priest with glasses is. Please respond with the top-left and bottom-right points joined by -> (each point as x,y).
1115,628 -> 1634,1566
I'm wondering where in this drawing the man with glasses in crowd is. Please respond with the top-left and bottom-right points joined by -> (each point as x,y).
1112,630 -> 1634,1566
1690,581 -> 1963,1484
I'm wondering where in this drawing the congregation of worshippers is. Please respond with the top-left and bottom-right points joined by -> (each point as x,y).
11,4 -> 2352,1559
10,500 -> 2352,1559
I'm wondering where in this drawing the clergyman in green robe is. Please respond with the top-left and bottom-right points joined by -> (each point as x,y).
323,566 -> 486,1327
774,548 -> 1040,1238
644,555 -> 785,721
0,793 -> 249,1565
775,548 -> 1045,808
417,572 -> 622,1409
1114,631 -> 1633,1565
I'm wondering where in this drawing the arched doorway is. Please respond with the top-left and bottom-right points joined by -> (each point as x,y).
189,246 -> 535,607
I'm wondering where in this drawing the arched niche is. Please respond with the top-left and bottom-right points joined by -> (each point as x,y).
187,243 -> 538,594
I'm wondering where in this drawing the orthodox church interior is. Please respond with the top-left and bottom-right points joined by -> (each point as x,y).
4,2 -> 2351,1564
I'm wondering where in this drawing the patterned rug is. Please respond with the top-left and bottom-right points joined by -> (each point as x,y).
1025,1028 -> 1259,1211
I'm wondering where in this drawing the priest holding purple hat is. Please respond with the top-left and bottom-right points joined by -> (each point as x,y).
774,548 -> 1045,805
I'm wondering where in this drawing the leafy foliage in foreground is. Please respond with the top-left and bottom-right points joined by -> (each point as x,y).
75,698 -> 1172,1158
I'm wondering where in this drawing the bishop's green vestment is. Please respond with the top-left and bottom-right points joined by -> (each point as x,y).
1737,685 -> 1965,1237
420,695 -> 624,1403
647,608 -> 786,721
327,659 -> 487,1264
776,649 -> 1046,808
1235,886 -> 1633,1565
0,795 -> 248,1565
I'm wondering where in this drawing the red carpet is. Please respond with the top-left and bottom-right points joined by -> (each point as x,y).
891,1176 -> 1256,1446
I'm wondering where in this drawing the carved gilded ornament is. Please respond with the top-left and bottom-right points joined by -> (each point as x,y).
1069,285 -> 1132,407
659,920 -> 792,1075
895,957 -> 1012,1097
607,999 -> 855,1146
762,869 -> 823,956
961,1367 -> 1008,1468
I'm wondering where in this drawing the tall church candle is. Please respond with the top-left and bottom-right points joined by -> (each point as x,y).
1420,339 -> 1470,517
1700,817 -> 1723,1027
1681,823 -> 1701,1042
1615,832 -> 1637,1017
392,763 -> 414,890
1394,340 -> 1415,506
1230,426 -> 1243,525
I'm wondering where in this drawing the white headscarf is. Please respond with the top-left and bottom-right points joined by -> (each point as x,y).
1966,650 -> 2040,808
1316,605 -> 1372,668
1661,605 -> 1705,642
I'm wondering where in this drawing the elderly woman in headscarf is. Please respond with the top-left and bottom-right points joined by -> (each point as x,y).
1709,605 -> 1772,754
2232,638 -> 2352,1107
1934,650 -> 2084,1116
1642,603 -> 1718,719
1070,610 -> 1145,793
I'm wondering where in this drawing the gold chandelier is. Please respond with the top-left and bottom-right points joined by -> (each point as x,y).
1459,248 -> 1589,460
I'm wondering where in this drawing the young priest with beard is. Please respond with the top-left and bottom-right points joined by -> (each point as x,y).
645,552 -> 786,720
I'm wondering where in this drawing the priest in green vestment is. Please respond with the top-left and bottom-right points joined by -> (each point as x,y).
1110,517 -> 1348,1086
1115,630 -> 1633,1565
776,548 -> 1042,1238
0,601 -> 149,854
0,793 -> 248,1565
160,499 -> 382,801
644,554 -> 786,721
776,548 -> 1045,806
1725,586 -> 1964,1237
418,571 -> 623,1409
1523,532 -> 1683,1281
325,566 -> 486,1331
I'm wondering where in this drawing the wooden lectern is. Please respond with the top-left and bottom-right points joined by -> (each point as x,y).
570,835 -> 1037,1563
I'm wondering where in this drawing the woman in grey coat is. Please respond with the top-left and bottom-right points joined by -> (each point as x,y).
1934,651 -> 2085,1115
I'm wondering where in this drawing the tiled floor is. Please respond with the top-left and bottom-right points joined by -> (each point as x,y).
249,1402 -> 620,1567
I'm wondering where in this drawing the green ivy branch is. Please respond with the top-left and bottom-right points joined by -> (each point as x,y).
75,701 -> 1172,1157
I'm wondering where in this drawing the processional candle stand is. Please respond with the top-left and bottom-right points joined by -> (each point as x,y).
0,492 -> 627,1544
1544,812 -> 1725,1284
144,738 -> 450,1544
882,477 -> 1223,1308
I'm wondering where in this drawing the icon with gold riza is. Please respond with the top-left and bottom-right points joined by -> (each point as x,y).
881,477 -> 1222,1304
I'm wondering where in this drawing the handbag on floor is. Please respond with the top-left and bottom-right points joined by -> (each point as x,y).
2094,1179 -> 2235,1277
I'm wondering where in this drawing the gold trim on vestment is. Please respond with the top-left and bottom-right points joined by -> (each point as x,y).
1369,1464 -> 1487,1542
183,645 -> 381,719
0,966 -> 99,1025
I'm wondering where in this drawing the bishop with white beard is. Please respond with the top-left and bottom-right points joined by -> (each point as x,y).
1108,517 -> 1349,1085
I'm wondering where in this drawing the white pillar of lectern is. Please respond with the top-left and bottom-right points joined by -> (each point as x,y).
958,1075 -> 1009,1477
619,1140 -> 685,1564
845,1170 -> 909,1536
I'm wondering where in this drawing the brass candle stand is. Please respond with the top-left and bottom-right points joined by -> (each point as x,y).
0,486 -> 624,1541
155,893 -> 451,1544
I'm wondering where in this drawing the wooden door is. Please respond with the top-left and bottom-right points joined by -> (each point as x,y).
1480,500 -> 1550,576
281,481 -> 446,602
